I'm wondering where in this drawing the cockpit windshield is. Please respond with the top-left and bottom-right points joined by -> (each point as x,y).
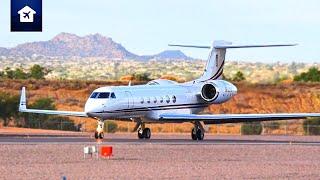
98,92 -> 110,98
90,92 -> 116,99
90,92 -> 98,98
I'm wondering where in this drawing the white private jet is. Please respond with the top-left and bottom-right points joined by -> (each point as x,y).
18,41 -> 320,140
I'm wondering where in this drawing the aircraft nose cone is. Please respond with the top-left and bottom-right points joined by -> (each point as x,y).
84,99 -> 103,116
84,101 -> 101,113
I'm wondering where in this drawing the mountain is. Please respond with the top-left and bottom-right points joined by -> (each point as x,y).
152,50 -> 192,60
6,33 -> 138,59
0,48 -> 9,56
0,33 -> 193,60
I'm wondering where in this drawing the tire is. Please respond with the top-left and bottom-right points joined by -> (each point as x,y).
138,129 -> 144,139
99,132 -> 104,139
196,129 -> 204,140
94,131 -> 99,139
191,128 -> 197,140
143,128 -> 151,139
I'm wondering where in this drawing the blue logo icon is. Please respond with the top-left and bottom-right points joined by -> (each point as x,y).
11,0 -> 42,32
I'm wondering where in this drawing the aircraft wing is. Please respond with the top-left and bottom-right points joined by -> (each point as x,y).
18,87 -> 87,117
159,113 -> 320,124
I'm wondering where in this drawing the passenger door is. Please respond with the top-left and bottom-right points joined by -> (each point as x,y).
125,91 -> 134,109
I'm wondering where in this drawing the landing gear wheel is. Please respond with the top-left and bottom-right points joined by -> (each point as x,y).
138,129 -> 144,139
137,128 -> 151,139
143,128 -> 151,139
94,131 -> 104,139
99,132 -> 104,139
196,129 -> 204,140
94,131 -> 99,139
191,128 -> 197,140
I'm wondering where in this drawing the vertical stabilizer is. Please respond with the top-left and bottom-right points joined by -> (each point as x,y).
169,41 -> 296,83
197,41 -> 231,82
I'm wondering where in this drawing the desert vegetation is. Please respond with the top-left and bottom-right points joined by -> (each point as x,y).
1,78 -> 320,134
1,66 -> 320,134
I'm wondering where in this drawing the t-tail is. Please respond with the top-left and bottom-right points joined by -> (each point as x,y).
169,41 -> 297,82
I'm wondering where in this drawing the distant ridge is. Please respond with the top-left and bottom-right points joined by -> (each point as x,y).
0,33 -> 194,60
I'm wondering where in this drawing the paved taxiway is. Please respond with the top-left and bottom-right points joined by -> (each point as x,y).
1,134 -> 320,179
1,134 -> 320,145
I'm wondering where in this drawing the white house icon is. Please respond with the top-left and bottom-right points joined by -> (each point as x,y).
18,6 -> 36,23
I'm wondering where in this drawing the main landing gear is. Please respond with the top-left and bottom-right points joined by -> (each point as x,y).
135,122 -> 151,139
94,119 -> 104,140
191,122 -> 205,140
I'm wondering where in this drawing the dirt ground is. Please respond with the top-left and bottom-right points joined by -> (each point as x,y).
1,135 -> 320,179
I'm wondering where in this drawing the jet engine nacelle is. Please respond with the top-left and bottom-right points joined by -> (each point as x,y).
200,80 -> 237,104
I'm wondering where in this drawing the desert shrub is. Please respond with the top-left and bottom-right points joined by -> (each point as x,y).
0,92 -> 20,126
133,73 -> 151,81
29,64 -> 46,79
294,67 -> 320,82
104,121 -> 118,133
241,122 -> 262,135
232,71 -> 246,82
303,118 -> 320,135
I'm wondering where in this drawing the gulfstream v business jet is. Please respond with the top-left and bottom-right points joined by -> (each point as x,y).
18,41 -> 320,140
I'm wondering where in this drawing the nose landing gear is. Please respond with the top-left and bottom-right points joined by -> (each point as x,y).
191,121 -> 205,140
94,119 -> 104,140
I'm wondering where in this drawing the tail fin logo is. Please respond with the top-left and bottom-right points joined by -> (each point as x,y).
215,55 -> 218,67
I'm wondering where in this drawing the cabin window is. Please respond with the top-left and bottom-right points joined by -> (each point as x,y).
147,97 -> 150,103
98,92 -> 110,99
172,95 -> 176,103
153,97 -> 157,103
90,92 -> 98,98
165,95 -> 170,103
159,96 -> 163,103
110,92 -> 116,98
140,97 -> 144,104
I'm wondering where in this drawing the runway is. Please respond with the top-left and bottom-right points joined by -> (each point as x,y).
1,134 -> 320,145
2,134 -> 320,179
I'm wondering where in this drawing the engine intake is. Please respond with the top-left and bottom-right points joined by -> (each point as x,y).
201,83 -> 218,101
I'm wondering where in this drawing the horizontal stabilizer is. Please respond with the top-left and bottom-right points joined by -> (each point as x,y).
169,41 -> 297,49
168,44 -> 211,49
214,44 -> 298,49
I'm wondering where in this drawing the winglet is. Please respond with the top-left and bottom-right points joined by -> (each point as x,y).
19,87 -> 27,112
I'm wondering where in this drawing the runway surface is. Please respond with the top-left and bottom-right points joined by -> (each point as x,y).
1,134 -> 320,145
2,134 -> 320,179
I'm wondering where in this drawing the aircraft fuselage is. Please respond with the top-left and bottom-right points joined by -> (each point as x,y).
85,79 -> 237,122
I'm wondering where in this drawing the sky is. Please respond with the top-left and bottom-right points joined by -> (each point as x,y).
1,0 -> 320,63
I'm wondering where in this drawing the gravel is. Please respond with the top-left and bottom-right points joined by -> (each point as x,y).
1,138 -> 320,179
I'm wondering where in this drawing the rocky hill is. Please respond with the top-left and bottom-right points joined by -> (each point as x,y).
145,50 -> 192,60
0,33 -> 193,60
